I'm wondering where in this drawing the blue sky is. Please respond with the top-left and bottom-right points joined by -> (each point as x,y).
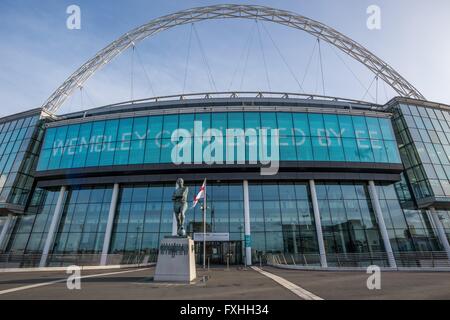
0,0 -> 449,116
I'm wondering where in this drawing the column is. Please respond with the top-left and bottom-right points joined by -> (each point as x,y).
309,180 -> 327,268
291,224 -> 298,255
429,207 -> 450,260
243,180 -> 252,266
100,183 -> 120,266
40,186 -> 67,268
368,181 -> 397,268
0,214 -> 14,252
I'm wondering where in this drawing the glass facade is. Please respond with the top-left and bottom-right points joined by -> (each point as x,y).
392,103 -> 450,200
52,186 -> 113,254
316,182 -> 384,255
36,112 -> 401,171
6,180 -> 440,263
377,184 -> 441,252
0,216 -> 7,236
0,114 -> 42,206
110,182 -> 244,255
0,217 -> 7,242
249,182 -> 318,260
3,98 -> 450,267
436,210 -> 450,241
6,188 -> 60,253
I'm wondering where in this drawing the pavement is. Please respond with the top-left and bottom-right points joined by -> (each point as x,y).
264,266 -> 450,300
0,265 -> 449,300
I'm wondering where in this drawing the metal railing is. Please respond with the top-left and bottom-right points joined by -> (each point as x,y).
57,91 -> 383,121
0,253 -> 158,269
94,91 -> 379,110
394,251 -> 450,268
265,251 -> 450,269
1,251 -> 449,270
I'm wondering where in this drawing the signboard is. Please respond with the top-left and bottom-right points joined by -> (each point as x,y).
193,232 -> 230,242
245,235 -> 251,248
37,112 -> 401,172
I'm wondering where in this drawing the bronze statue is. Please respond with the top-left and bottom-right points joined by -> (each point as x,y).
172,178 -> 189,236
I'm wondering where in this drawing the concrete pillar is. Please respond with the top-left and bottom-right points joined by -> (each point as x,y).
368,181 -> 397,268
243,180 -> 252,266
309,180 -> 327,268
291,223 -> 298,255
338,224 -> 347,254
40,186 -> 67,268
100,183 -> 120,266
429,207 -> 450,260
0,214 -> 14,252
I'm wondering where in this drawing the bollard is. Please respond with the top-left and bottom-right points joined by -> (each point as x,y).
226,256 -> 230,270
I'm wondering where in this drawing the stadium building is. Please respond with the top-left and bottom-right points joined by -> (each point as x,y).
0,5 -> 449,268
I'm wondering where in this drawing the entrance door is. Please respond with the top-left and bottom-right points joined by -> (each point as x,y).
223,241 -> 242,265
209,241 -> 223,264
195,241 -> 243,265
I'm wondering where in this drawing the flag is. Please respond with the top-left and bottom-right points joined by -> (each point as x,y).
193,179 -> 206,208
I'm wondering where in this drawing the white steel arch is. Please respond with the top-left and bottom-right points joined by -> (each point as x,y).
42,4 -> 425,113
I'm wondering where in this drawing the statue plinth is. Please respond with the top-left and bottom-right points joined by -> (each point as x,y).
154,236 -> 196,283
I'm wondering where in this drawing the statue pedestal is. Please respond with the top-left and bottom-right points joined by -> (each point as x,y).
154,236 -> 197,282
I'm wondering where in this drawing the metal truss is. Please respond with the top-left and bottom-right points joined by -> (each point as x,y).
41,4 -> 425,114
98,91 -> 380,110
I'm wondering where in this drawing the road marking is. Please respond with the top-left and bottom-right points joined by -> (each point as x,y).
0,267 -> 152,296
251,267 -> 323,300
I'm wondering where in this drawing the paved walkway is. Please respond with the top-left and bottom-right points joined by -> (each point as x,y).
264,266 -> 450,300
251,267 -> 323,300
0,266 -> 298,300
0,265 -> 449,300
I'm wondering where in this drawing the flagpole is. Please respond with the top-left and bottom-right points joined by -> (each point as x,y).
203,179 -> 207,269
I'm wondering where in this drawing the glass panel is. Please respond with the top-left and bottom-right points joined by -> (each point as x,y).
104,120 -> 119,142
309,114 -> 324,137
353,116 -> 369,139
162,115 -> 178,139
277,113 -> 294,137
37,112 -> 402,171
292,113 -> 310,136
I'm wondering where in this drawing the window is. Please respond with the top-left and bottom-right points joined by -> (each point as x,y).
37,112 -> 402,171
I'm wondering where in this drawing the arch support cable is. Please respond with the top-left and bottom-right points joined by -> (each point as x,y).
256,20 -> 271,91
260,21 -> 304,93
130,44 -> 135,101
42,4 -> 425,113
317,38 -> 326,96
182,24 -> 194,94
134,45 -> 156,97
192,24 -> 217,92
228,20 -> 256,90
